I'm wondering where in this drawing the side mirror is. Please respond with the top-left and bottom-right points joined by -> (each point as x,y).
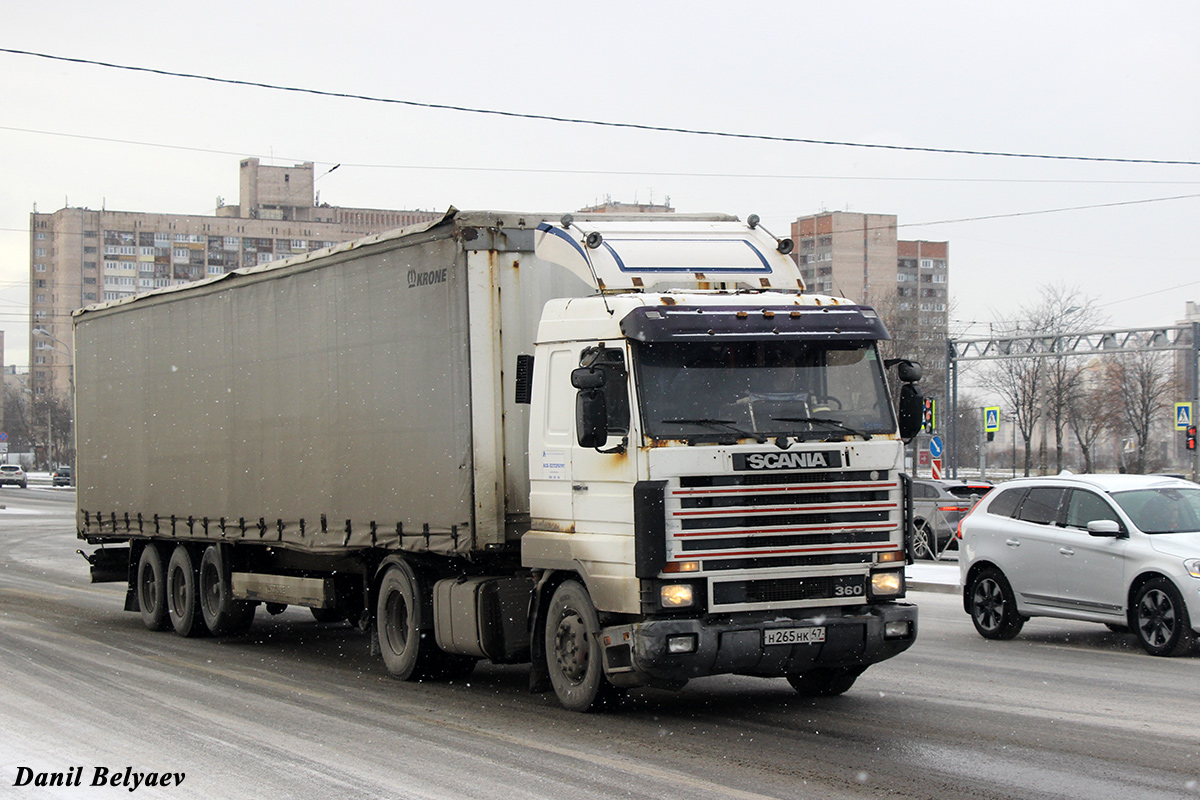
897,361 -> 922,383
576,389 -> 608,448
1087,519 -> 1122,537
571,367 -> 606,390
885,358 -> 922,384
897,384 -> 923,442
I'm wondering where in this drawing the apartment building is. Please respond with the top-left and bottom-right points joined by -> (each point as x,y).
790,211 -> 950,363
29,159 -> 441,400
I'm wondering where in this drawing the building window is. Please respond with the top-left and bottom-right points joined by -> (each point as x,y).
35,248 -> 46,257
35,263 -> 46,272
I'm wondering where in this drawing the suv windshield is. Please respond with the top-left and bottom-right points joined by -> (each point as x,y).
1112,487 -> 1200,533
634,339 -> 895,441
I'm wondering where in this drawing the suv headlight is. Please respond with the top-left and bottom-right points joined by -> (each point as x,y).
1185,559 -> 1200,579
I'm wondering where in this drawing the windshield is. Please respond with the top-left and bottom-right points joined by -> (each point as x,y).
634,339 -> 895,441
1112,487 -> 1200,533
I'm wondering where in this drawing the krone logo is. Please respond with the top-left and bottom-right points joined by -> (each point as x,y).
407,268 -> 448,289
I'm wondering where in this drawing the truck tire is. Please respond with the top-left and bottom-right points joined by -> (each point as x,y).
544,580 -> 622,712
787,666 -> 864,697
376,562 -> 440,681
166,545 -> 208,638
136,543 -> 171,631
198,545 -> 255,636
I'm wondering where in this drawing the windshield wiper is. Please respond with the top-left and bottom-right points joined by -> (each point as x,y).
772,417 -> 873,440
660,418 -> 766,443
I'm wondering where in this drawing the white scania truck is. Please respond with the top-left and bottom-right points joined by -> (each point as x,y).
76,209 -> 924,711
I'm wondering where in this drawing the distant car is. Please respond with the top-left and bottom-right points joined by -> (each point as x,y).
52,466 -> 73,487
0,464 -> 28,489
911,479 -> 993,559
960,473 -> 1200,656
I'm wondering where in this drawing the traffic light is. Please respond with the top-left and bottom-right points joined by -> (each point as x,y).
1187,426 -> 1196,451
922,398 -> 936,431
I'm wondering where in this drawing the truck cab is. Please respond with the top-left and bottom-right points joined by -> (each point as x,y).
520,217 -> 921,709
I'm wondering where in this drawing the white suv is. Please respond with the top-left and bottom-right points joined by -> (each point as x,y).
959,473 -> 1200,656
0,464 -> 27,489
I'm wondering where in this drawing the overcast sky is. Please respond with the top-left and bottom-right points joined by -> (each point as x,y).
2,1 -> 1198,369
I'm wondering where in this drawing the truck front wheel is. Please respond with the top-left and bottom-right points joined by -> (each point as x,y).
544,580 -> 622,712
136,543 -> 170,631
787,666 -> 863,697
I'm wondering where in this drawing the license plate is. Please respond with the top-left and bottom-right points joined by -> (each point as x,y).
763,626 -> 826,646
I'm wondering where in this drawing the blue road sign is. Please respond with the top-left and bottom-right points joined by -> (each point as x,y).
1175,403 -> 1192,431
984,407 -> 1000,433
929,435 -> 943,458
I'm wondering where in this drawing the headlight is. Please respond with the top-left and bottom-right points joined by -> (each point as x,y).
870,571 -> 904,597
660,584 -> 695,608
1185,559 -> 1200,579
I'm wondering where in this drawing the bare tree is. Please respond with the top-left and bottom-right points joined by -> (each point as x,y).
1067,360 -> 1113,472
984,349 -> 1043,476
1025,285 -> 1107,473
1106,350 -> 1176,474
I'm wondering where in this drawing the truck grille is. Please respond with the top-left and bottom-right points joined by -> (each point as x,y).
666,469 -> 901,611
670,470 -> 898,564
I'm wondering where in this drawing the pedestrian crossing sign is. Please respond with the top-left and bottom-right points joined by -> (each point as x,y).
1175,403 -> 1192,431
984,407 -> 1000,433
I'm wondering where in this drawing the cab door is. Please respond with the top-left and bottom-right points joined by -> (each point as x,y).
569,343 -> 638,536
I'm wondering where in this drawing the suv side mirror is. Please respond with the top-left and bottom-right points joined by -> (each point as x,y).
1086,519 -> 1122,537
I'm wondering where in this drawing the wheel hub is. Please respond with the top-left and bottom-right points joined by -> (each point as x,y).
553,612 -> 589,683
974,580 -> 1002,631
1138,590 -> 1174,645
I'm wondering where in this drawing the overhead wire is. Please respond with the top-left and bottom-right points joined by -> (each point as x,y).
3,47 -> 1199,167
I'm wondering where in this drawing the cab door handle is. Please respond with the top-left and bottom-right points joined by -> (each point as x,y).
1059,547 -> 1075,556
1005,538 -> 1020,547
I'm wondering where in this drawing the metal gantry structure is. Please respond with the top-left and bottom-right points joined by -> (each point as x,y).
945,322 -> 1200,481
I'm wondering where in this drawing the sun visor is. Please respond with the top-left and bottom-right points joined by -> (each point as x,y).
533,219 -> 805,292
619,305 -> 892,342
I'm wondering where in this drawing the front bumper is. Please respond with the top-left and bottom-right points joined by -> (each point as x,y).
599,602 -> 917,687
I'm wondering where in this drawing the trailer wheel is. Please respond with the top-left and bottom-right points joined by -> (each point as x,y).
136,543 -> 170,631
166,545 -> 208,638
376,562 -> 439,680
544,580 -> 622,712
199,545 -> 255,636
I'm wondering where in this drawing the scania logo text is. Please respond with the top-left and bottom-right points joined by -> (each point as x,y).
733,450 -> 843,471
